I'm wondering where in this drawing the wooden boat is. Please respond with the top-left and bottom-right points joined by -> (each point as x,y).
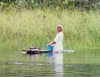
22,48 -> 75,55
22,50 -> 51,55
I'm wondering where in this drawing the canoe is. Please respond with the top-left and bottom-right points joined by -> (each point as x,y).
22,49 -> 75,55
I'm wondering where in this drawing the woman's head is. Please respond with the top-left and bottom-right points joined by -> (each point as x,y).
57,24 -> 63,33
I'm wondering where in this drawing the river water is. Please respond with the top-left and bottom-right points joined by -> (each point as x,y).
0,49 -> 100,77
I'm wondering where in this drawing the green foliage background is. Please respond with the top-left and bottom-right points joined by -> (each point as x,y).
0,0 -> 100,51
0,0 -> 100,10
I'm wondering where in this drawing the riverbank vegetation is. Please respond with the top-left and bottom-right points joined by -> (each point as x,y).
0,0 -> 100,51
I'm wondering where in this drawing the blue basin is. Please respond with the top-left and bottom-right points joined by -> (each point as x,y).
46,45 -> 54,51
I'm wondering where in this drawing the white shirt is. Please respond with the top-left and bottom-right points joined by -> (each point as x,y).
53,32 -> 63,52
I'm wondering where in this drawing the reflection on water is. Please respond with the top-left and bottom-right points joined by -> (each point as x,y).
0,50 -> 100,77
53,53 -> 63,77
30,54 -> 40,61
30,52 -> 64,77
46,52 -> 64,77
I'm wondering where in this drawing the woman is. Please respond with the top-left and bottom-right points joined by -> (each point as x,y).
48,24 -> 63,53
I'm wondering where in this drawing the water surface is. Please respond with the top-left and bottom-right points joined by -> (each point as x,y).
0,49 -> 100,77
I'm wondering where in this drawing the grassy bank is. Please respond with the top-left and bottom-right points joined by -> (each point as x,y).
0,9 -> 100,51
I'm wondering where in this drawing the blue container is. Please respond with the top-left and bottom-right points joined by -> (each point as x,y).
46,45 -> 54,51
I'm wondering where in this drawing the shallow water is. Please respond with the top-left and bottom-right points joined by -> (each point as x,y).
0,49 -> 100,77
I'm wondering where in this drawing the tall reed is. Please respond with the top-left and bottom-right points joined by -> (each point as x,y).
0,9 -> 100,51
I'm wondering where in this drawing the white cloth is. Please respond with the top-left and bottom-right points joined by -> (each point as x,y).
53,32 -> 63,52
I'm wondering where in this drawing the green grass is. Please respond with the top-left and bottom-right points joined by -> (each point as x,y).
0,9 -> 100,51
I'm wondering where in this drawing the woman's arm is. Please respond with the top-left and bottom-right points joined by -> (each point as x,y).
48,41 -> 56,46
